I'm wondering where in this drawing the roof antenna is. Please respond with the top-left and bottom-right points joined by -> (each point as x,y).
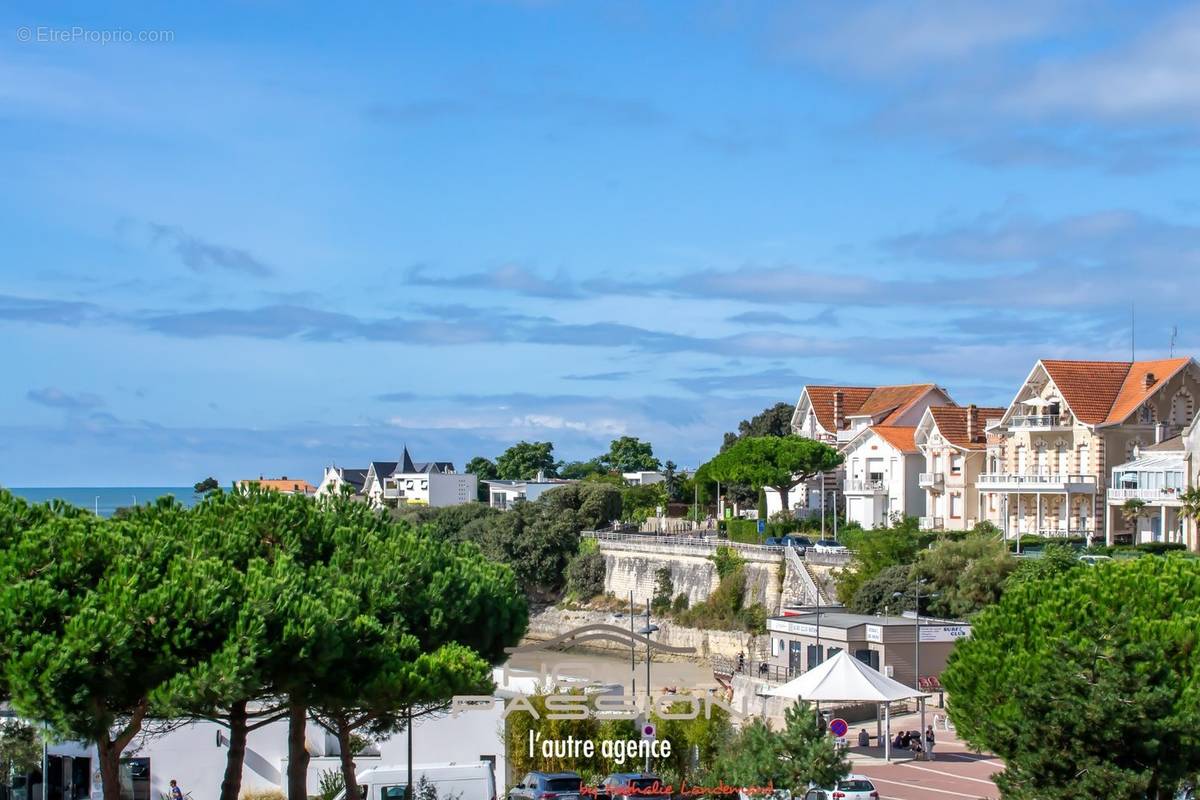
1130,302 -> 1135,362
1170,325 -> 1178,358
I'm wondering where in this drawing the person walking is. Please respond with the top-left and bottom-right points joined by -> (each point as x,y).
169,780 -> 184,800
924,725 -> 936,761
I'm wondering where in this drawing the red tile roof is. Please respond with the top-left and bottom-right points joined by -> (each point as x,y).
871,425 -> 919,454
1107,358 -> 1191,424
928,406 -> 1006,450
1039,358 -> 1191,425
805,384 -> 941,432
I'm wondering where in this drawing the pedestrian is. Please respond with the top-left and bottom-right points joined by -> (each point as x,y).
924,725 -> 936,761
857,728 -> 870,748
169,780 -> 184,800
736,651 -> 745,673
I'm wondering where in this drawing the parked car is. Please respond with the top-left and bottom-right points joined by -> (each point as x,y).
1078,554 -> 1113,565
594,773 -> 664,800
804,774 -> 879,799
509,772 -> 584,800
764,536 -> 783,546
339,763 -> 497,800
781,535 -> 813,552
813,539 -> 848,554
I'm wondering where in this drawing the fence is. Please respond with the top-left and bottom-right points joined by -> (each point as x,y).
583,530 -> 854,565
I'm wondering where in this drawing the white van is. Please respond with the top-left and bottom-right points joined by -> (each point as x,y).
341,762 -> 497,800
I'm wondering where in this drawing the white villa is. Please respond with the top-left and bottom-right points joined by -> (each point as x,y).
768,383 -> 955,520
1104,415 -> 1199,547
977,358 -> 1200,544
840,425 -> 926,528
914,404 -> 1006,531
348,447 -> 476,508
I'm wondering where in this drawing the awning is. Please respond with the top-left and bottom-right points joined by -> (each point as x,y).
764,650 -> 927,703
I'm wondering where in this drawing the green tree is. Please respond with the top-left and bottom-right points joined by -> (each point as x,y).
0,499 -> 240,800
835,520 -> 923,605
194,476 -> 219,493
943,555 -> 1200,799
600,436 -> 661,472
912,533 -> 1016,618
0,720 -> 41,796
1183,487 -> 1200,528
495,441 -> 559,480
847,563 -> 915,615
559,459 -> 606,479
721,401 -> 795,451
702,436 -> 841,512
1004,542 -> 1080,590
714,702 -> 848,791
620,482 -> 666,523
306,492 -> 528,800
1121,498 -> 1149,537
565,540 -> 606,600
651,567 -> 674,614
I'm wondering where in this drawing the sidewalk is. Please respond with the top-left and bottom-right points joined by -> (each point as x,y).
843,710 -> 1002,799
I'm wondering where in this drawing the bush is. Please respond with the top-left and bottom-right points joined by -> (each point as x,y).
671,592 -> 690,613
1135,541 -> 1187,555
724,518 -> 761,544
848,563 -> 915,614
240,791 -> 286,800
651,566 -> 673,613
317,770 -> 345,800
711,546 -> 745,579
565,549 -> 606,600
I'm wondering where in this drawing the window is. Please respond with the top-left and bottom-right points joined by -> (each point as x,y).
949,494 -> 961,519
381,788 -> 407,800
1077,445 -> 1090,474
405,480 -> 414,490
950,455 -> 963,475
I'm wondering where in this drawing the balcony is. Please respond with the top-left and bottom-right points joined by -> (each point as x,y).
1009,414 -> 1071,431
1107,487 -> 1185,504
919,516 -> 944,531
976,473 -> 1098,493
844,478 -> 887,495
918,472 -> 944,490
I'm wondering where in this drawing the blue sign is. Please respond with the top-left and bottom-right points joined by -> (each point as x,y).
757,519 -> 765,533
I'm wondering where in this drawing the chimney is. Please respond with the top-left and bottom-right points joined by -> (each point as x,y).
536,468 -> 545,483
966,404 -> 979,442
1144,372 -> 1157,389
833,390 -> 845,431
1156,422 -> 1167,444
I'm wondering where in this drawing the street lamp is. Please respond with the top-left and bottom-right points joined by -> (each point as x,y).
638,613 -> 660,701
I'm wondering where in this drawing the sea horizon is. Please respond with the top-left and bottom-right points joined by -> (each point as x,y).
3,486 -> 203,517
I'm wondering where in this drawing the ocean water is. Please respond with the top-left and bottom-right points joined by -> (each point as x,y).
2,486 -> 200,517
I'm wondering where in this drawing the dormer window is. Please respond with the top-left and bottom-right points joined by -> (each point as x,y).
1138,405 -> 1155,424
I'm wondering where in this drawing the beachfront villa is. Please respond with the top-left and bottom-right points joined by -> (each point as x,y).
977,358 -> 1200,544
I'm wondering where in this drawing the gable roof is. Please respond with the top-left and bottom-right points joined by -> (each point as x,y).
804,384 -> 941,432
1106,358 -> 1192,424
927,406 -> 1006,450
869,425 -> 919,454
339,468 -> 368,489
1038,358 -> 1192,426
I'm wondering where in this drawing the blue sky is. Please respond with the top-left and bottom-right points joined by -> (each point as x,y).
4,1 -> 1200,485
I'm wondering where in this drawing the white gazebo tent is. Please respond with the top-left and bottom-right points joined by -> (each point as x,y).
765,650 -> 929,760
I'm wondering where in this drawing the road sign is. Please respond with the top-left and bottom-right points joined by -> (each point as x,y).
641,723 -> 656,740
757,519 -> 765,533
828,718 -> 849,738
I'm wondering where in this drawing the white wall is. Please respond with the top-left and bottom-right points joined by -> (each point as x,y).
428,474 -> 477,507
49,702 -> 508,800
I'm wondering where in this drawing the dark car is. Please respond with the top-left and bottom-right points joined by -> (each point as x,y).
763,536 -> 783,546
595,774 -> 664,800
509,773 -> 584,800
780,535 -> 813,553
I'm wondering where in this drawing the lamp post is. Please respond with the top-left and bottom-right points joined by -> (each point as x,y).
629,589 -> 637,696
638,615 -> 659,701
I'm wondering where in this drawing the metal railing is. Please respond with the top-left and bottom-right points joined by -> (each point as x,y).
977,473 -> 1097,487
918,472 -> 944,488
844,478 -> 887,493
1107,487 -> 1184,502
1010,414 -> 1066,428
713,654 -> 797,685
919,516 -> 944,530
583,530 -> 855,564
